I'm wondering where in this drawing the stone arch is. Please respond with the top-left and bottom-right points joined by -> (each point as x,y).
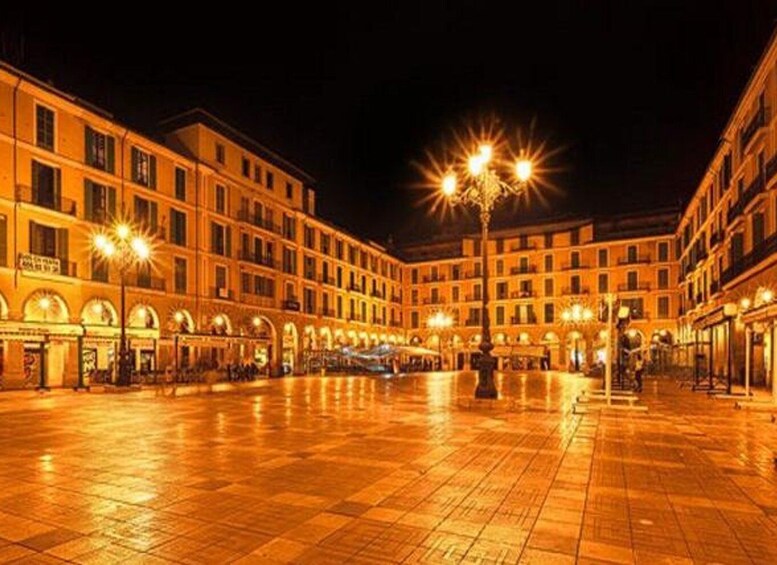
334,328 -> 346,346
346,329 -> 358,346
319,327 -> 333,350
358,331 -> 369,348
169,308 -> 196,333
0,291 -> 9,320
494,332 -> 507,345
283,322 -> 299,372
425,333 -> 439,348
541,331 -> 559,344
410,334 -> 422,345
23,291 -> 69,323
517,332 -> 531,345
129,303 -> 159,329
81,298 -> 118,326
209,312 -> 232,335
303,325 -> 317,350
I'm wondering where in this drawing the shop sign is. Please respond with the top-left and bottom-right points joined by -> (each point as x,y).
18,253 -> 60,275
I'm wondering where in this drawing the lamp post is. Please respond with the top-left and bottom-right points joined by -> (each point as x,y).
427,311 -> 453,369
441,145 -> 533,398
561,303 -> 594,372
92,222 -> 151,387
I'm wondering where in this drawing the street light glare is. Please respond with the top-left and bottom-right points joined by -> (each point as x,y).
468,154 -> 485,176
38,297 -> 51,311
516,159 -> 533,182
94,234 -> 108,251
116,224 -> 131,240
442,173 -> 457,196
131,237 -> 150,260
478,144 -> 493,162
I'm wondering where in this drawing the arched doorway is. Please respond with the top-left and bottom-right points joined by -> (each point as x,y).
128,304 -> 159,375
283,322 -> 298,374
541,331 -> 560,370
80,298 -> 118,381
22,291 -> 70,387
169,308 -> 195,369
566,331 -> 586,372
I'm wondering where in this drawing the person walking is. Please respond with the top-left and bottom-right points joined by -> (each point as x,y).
634,353 -> 644,393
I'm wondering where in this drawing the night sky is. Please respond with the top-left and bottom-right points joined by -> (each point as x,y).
2,3 -> 776,244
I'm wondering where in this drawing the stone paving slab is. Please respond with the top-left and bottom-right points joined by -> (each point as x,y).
0,371 -> 776,563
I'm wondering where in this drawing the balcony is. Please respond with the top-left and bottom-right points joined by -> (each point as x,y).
510,315 -> 537,324
509,243 -> 536,252
721,230 -> 777,285
320,308 -> 336,318
464,319 -> 480,327
422,297 -> 445,305
348,314 -> 364,323
389,320 -> 402,328
617,255 -> 651,266
463,271 -> 481,279
709,230 -> 723,249
617,283 -> 650,292
391,294 -> 402,304
727,173 -> 765,224
16,185 -> 77,217
17,252 -> 77,278
282,299 -> 301,311
318,275 -> 336,286
422,274 -> 446,283
561,263 -> 590,271
348,283 -> 364,293
562,287 -> 589,296
510,290 -> 535,299
211,286 -> 234,300
238,249 -> 275,269
465,294 -> 482,302
740,106 -> 768,151
236,209 -> 281,234
371,317 -> 384,325
370,290 -> 384,299
510,265 -> 537,275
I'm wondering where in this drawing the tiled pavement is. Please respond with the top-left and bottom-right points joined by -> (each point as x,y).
0,372 -> 777,563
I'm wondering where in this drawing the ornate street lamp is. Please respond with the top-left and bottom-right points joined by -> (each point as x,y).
441,144 -> 533,398
92,222 -> 152,387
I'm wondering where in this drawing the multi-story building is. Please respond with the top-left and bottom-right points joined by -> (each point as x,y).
678,29 -> 777,390
0,64 -> 404,388
401,213 -> 679,370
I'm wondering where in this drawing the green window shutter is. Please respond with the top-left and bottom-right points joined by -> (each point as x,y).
149,201 -> 158,231
226,226 -> 232,257
0,216 -> 7,267
85,127 -> 94,166
54,168 -> 62,209
84,180 -> 93,221
106,136 -> 115,174
57,228 -> 69,261
29,220 -> 36,255
210,222 -> 217,252
107,187 -> 116,219
130,148 -> 138,182
149,155 -> 157,189
31,161 -> 39,193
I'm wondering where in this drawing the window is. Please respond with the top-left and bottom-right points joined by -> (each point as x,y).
544,303 -> 554,323
304,255 -> 316,280
570,275 -> 581,294
496,239 -> 504,254
621,297 -> 644,319
658,241 -> 669,262
544,254 -> 553,272
216,143 -> 225,164
658,269 -> 669,289
598,273 -> 608,293
627,245 -> 637,263
215,184 -> 227,214
283,214 -> 296,240
254,164 -> 262,183
210,222 -> 231,257
175,167 -> 187,201
496,260 -> 503,276
83,180 -> 116,224
321,233 -> 331,255
544,233 -> 553,248
266,170 -> 275,189
286,182 -> 293,199
496,282 -> 508,300
452,286 -> 460,302
752,212 -> 765,247
29,221 -> 64,262
544,278 -> 553,296
304,225 -> 315,248
242,157 -> 250,177
519,234 -> 529,249
133,196 -> 158,231
658,296 -> 670,318
174,258 -> 187,294
598,249 -> 608,267
411,269 -> 418,284
91,254 -> 107,282
131,147 -> 156,188
0,215 -> 6,267
85,126 -> 114,172
496,306 -> 505,325
627,271 -> 638,290
31,161 -> 61,211
570,228 -> 580,246
36,105 -> 55,150
303,288 -> 316,314
215,265 -> 227,290
282,247 -> 297,274
335,239 -> 344,260
411,311 -> 419,329
571,251 -> 580,268
170,209 -> 187,246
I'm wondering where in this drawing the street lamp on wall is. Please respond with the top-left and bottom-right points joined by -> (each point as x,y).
440,144 -> 534,398
92,222 -> 153,387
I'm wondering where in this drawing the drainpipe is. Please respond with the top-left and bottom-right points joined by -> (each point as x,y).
195,162 -> 200,325
12,75 -> 22,290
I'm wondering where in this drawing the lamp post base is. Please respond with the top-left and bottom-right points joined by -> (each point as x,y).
475,353 -> 498,399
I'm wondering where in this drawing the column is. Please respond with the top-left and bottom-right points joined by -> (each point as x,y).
62,340 -> 80,388
3,341 -> 25,389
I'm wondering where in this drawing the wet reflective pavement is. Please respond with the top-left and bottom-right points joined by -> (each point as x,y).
0,371 -> 776,563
